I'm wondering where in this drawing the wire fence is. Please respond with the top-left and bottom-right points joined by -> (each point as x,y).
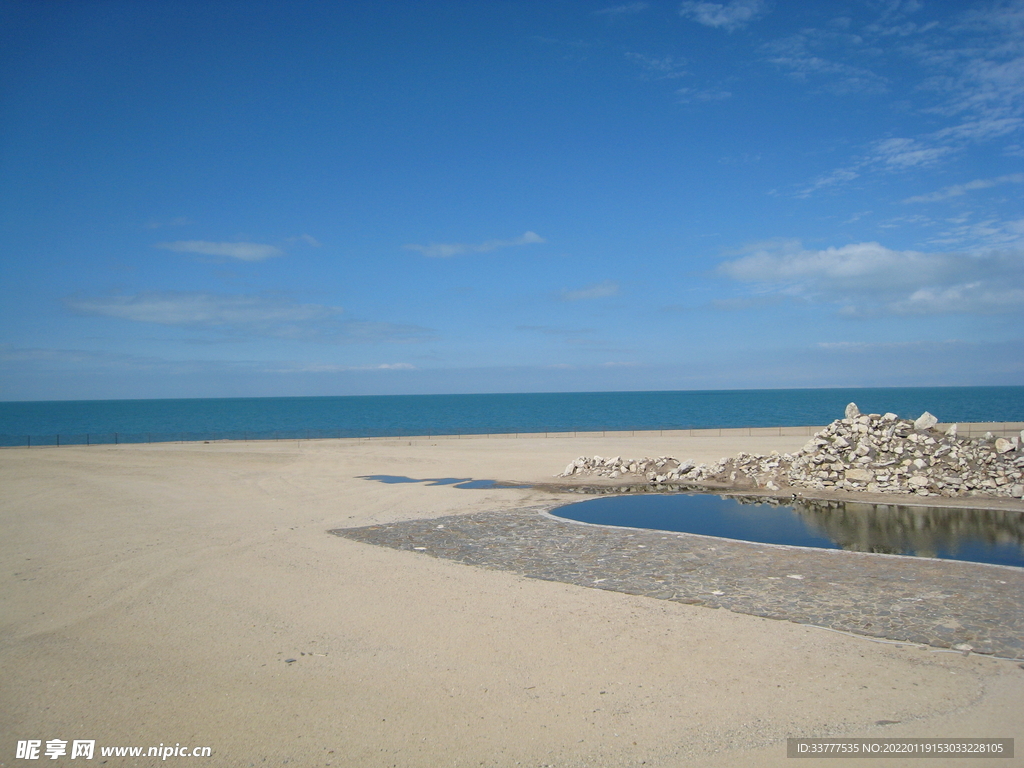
2,422 -> 1021,448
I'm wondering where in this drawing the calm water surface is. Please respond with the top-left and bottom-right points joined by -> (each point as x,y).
2,386 -> 1022,446
552,494 -> 1024,568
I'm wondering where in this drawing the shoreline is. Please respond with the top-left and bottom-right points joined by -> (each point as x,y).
4,420 -> 1024,450
3,432 -> 1022,766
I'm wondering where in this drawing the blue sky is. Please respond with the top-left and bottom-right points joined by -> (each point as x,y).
2,0 -> 1023,400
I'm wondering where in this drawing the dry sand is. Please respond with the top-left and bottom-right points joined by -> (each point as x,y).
1,433 -> 1022,767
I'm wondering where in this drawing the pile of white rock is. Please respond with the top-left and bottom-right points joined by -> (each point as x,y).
556,403 -> 1024,499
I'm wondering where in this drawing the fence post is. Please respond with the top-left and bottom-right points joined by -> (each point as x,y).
57,434 -> 60,447
27,435 -> 30,448
87,434 -> 90,446
115,432 -> 118,445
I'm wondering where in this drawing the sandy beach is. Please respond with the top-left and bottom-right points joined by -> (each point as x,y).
2,432 -> 1022,767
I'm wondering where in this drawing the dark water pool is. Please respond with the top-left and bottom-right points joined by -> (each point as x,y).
551,494 -> 1024,568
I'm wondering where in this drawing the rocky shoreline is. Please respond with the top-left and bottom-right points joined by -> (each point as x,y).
558,404 -> 1024,500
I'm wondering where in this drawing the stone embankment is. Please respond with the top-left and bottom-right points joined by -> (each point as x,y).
557,404 -> 1024,499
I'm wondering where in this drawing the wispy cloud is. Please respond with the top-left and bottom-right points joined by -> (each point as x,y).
626,52 -> 689,78
517,324 -> 594,335
797,168 -> 860,198
926,213 -> 1024,250
67,292 -> 339,327
0,344 -> 158,367
862,0 -> 935,37
919,6 -> 1024,123
515,325 -> 600,345
595,2 -> 649,15
559,280 -> 620,301
797,134 -> 977,198
761,32 -> 888,95
0,344 -> 418,381
403,231 -> 545,258
679,0 -> 769,32
931,117 -> 1024,142
65,291 -> 432,343
278,362 -> 416,373
284,233 -> 322,247
776,3 -> 1024,197
889,283 -> 1024,315
903,173 -> 1024,203
869,137 -> 953,169
718,240 -> 1024,315
144,217 -> 192,229
676,86 -> 732,103
155,240 -> 285,261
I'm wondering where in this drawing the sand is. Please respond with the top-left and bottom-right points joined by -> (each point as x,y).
1,433 -> 1022,767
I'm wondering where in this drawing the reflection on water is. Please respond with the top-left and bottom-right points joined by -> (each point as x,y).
792,499 -> 1024,562
552,493 -> 1024,568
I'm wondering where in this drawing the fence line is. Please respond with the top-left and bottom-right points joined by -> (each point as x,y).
2,422 -> 1022,449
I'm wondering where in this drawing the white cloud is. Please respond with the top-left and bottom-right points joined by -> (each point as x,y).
155,240 -> 285,261
720,241 -> 947,289
679,0 -> 769,31
560,280 -> 620,301
403,231 -> 545,258
718,240 -> 1024,314
903,173 -> 1024,203
65,292 -> 431,343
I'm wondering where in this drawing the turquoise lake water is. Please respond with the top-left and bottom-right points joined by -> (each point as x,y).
1,386 -> 1022,446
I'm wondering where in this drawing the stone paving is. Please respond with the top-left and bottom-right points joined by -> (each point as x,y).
330,505 -> 1024,660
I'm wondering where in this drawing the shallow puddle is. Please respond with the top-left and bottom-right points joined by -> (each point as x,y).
551,493 -> 1024,568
